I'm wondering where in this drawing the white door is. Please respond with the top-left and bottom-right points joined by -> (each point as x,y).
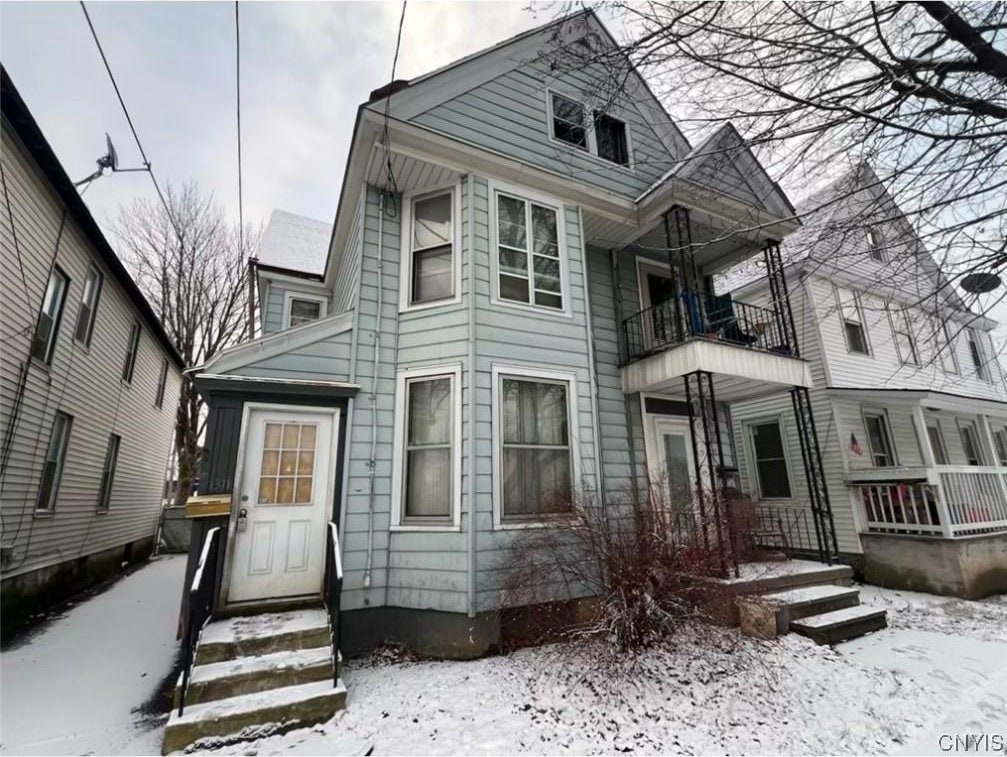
646,416 -> 699,506
228,407 -> 338,603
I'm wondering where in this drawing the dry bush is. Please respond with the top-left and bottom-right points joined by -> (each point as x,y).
499,487 -> 739,653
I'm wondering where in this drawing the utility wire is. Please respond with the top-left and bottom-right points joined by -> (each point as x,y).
380,0 -> 407,206
79,0 -> 186,248
235,1 -> 244,254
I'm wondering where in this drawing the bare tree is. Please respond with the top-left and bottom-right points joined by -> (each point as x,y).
114,183 -> 257,506
552,2 -> 1006,318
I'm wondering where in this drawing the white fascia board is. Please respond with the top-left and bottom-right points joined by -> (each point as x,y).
258,268 -> 330,292
199,311 -> 354,375
825,387 -> 1007,416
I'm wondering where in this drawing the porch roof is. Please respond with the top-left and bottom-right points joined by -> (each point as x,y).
825,387 -> 1007,418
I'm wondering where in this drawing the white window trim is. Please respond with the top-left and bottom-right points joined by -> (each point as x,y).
936,318 -> 959,374
398,182 -> 463,313
488,180 -> 572,319
743,415 -> 796,501
545,88 -> 636,171
866,228 -> 885,262
926,421 -> 950,466
966,327 -> 991,382
956,418 -> 985,465
835,285 -> 872,356
390,363 -> 463,532
889,307 -> 919,366
283,291 -> 328,330
491,363 -> 581,530
861,407 -> 898,467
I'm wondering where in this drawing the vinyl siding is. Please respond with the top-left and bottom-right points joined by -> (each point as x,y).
411,61 -> 676,201
0,126 -> 181,580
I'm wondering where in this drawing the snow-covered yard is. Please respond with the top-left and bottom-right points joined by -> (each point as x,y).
1,555 -> 185,756
198,586 -> 1007,757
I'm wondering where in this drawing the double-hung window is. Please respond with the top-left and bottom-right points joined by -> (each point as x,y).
958,422 -> 983,466
866,229 -> 885,262
122,322 -> 140,383
496,193 -> 563,310
864,410 -> 896,467
836,287 -> 869,355
891,309 -> 919,365
926,423 -> 949,465
934,318 -> 958,373
966,328 -> 990,381
37,412 -> 72,511
394,367 -> 458,526
549,92 -> 630,166
749,421 -> 792,498
407,191 -> 454,306
499,375 -> 573,521
97,434 -> 121,511
74,265 -> 103,347
155,359 -> 169,408
31,268 -> 69,364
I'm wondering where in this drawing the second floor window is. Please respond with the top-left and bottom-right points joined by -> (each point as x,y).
31,268 -> 69,364
550,92 -> 587,149
37,411 -> 72,511
959,422 -> 983,466
966,327 -> 990,381
891,309 -> 919,366
750,421 -> 792,499
497,194 -> 563,311
408,192 -> 454,305
285,295 -> 326,328
122,322 -> 140,383
74,264 -> 103,347
155,359 -> 169,408
593,111 -> 629,166
864,410 -> 896,467
837,287 -> 869,355
935,319 -> 958,374
97,434 -> 121,511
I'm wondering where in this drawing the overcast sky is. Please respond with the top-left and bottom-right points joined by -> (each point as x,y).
1,1 -> 555,235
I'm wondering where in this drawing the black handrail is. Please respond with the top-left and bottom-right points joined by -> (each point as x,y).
324,521 -> 343,686
178,526 -> 222,715
622,291 -> 792,365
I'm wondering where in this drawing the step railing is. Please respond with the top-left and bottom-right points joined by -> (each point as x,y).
178,526 -> 222,716
324,521 -> 344,686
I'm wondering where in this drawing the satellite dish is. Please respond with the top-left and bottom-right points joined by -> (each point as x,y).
961,272 -> 1001,294
97,133 -> 117,172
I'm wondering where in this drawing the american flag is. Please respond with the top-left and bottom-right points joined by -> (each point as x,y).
849,433 -> 863,456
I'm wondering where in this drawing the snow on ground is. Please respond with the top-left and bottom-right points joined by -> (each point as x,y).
192,585 -> 1007,757
1,555 -> 186,756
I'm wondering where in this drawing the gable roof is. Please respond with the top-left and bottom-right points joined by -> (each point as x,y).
258,209 -> 331,276
1,67 -> 184,369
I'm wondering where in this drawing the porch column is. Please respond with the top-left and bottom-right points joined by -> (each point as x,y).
912,405 -> 936,468
789,386 -> 838,563
763,240 -> 799,356
913,405 -> 954,537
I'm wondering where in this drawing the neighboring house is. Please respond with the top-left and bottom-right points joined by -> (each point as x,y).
0,69 -> 184,622
726,165 -> 1007,598
185,8 -> 829,663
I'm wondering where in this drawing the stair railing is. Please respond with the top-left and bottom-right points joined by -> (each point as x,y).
178,526 -> 222,716
324,521 -> 344,686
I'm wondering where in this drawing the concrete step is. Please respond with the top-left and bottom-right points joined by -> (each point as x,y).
176,646 -> 338,707
791,605 -> 888,645
162,679 -> 347,754
739,584 -> 860,639
195,609 -> 330,665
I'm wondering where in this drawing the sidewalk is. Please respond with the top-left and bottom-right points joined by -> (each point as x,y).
1,555 -> 186,755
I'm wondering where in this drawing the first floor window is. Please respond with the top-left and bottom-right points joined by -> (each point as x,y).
927,423 -> 949,465
496,193 -> 563,310
500,376 -> 572,519
97,434 -> 121,510
287,297 -> 324,328
408,192 -> 454,305
122,322 -> 140,383
836,287 -> 869,355
864,411 -> 896,467
892,309 -> 919,365
32,268 -> 69,364
401,374 -> 454,520
37,412 -> 72,511
74,264 -> 103,346
750,421 -> 792,499
959,422 -> 983,466
993,427 -> 1007,467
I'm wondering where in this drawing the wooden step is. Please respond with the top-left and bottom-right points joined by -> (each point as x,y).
162,679 -> 347,754
739,584 -> 860,639
791,605 -> 888,645
175,646 -> 338,707
195,609 -> 330,664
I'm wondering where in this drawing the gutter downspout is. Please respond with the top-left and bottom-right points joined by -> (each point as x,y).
466,175 -> 478,618
363,188 -> 385,590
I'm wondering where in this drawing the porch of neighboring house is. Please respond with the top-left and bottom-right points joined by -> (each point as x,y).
839,389 -> 1007,598
594,201 -> 838,577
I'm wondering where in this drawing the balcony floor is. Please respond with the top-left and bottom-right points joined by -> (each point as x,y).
621,338 -> 812,401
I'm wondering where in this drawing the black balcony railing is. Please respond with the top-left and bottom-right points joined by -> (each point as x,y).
324,521 -> 343,687
622,291 -> 793,365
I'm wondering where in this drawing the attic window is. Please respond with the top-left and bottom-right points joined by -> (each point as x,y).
866,229 -> 885,262
550,93 -> 587,149
594,111 -> 629,166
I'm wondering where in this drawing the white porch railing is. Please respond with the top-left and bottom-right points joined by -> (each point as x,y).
855,466 -> 1007,537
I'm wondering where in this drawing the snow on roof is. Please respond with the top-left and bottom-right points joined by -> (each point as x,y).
258,210 -> 332,276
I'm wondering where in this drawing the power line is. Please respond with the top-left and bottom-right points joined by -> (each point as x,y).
380,1 -> 407,208
235,0 -> 244,253
78,1 -> 186,248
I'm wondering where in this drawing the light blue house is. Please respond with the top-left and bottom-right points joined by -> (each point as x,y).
164,14 -> 868,746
